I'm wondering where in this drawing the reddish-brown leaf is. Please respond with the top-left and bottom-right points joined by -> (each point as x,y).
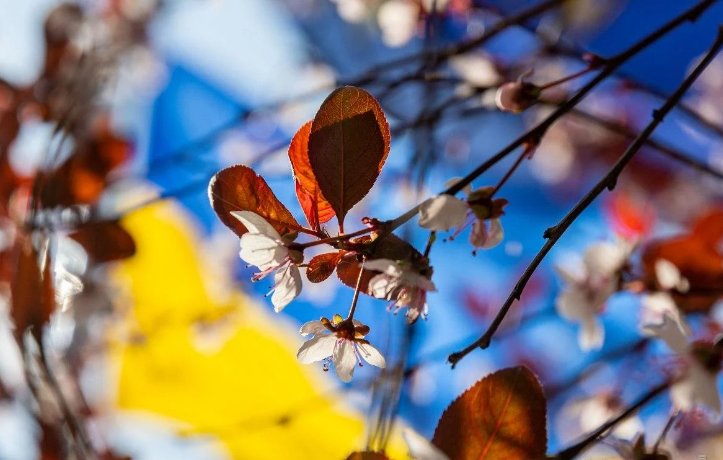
69,221 -> 136,263
692,208 -> 723,247
345,452 -> 389,460
209,164 -> 301,237
642,237 -> 723,313
11,238 -> 55,343
308,86 -> 390,227
289,121 -> 335,230
432,366 -> 547,460
40,119 -> 132,207
306,252 -> 341,283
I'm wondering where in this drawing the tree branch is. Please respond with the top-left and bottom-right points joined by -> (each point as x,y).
447,22 -> 723,367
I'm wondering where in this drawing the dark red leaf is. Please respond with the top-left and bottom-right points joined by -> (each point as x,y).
69,221 -> 136,263
11,237 -> 55,343
209,164 -> 301,237
432,366 -> 547,460
289,121 -> 335,230
308,86 -> 390,227
306,252 -> 341,283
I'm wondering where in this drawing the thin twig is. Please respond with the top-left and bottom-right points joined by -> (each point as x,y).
447,22 -> 723,367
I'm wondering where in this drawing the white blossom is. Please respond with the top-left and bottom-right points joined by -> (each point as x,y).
555,240 -> 631,351
639,259 -> 690,336
418,195 -> 468,231
231,211 -> 302,312
296,316 -> 385,382
366,259 -> 436,323
644,316 -> 721,414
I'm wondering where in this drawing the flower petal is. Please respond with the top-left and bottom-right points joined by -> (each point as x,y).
230,210 -> 282,239
368,273 -> 396,299
639,293 -> 690,337
556,287 -> 596,322
403,428 -> 450,460
687,362 -> 721,414
239,233 -> 287,269
642,315 -> 688,355
296,335 -> 336,364
579,317 -> 604,352
418,195 -> 468,231
333,339 -> 357,382
271,265 -> 302,312
299,320 -> 326,337
584,241 -> 629,276
471,218 -> 504,249
357,342 -> 386,368
364,258 -> 402,276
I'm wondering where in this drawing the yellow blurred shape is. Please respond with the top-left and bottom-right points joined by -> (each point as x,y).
110,202 -> 405,459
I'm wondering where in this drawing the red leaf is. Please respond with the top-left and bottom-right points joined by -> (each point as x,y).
11,238 -> 55,343
209,164 -> 301,237
432,366 -> 547,460
69,221 -> 136,263
289,121 -> 335,230
641,207 -> 723,313
308,86 -> 390,227
306,252 -> 341,283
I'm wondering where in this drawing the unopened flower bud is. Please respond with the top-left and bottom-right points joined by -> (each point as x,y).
495,81 -> 540,113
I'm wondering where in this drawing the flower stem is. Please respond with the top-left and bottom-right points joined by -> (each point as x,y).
347,257 -> 366,320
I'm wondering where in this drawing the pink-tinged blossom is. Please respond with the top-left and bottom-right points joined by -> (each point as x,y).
366,259 -> 437,323
418,181 -> 507,250
644,316 -> 721,414
230,211 -> 302,312
296,315 -> 385,382
555,240 -> 632,351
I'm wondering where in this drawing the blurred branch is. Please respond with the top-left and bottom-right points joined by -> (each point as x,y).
553,379 -> 671,459
447,21 -> 723,367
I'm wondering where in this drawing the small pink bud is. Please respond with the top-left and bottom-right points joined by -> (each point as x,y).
494,81 -> 539,113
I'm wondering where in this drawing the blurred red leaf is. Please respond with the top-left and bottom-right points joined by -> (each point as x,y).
39,420 -> 64,460
11,238 -> 55,343
289,121 -> 335,230
209,164 -> 301,237
306,252 -> 341,283
69,221 -> 136,263
308,86 -> 390,227
604,191 -> 655,239
692,208 -> 723,247
642,208 -> 723,313
40,119 -> 131,207
432,366 -> 547,460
